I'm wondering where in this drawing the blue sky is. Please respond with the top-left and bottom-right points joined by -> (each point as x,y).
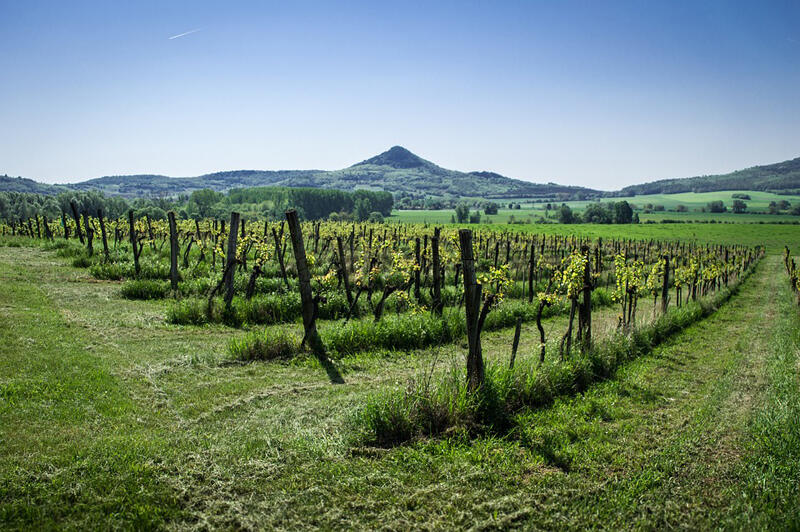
1,0 -> 798,190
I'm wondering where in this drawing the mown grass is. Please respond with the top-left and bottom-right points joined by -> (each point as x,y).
351,276 -> 748,446
1,237 -> 798,529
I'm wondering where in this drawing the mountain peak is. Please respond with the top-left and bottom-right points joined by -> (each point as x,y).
355,146 -> 432,169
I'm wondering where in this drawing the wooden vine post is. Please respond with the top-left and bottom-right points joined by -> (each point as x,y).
336,236 -> 353,306
661,254 -> 670,314
578,245 -> 592,352
70,201 -> 84,244
43,216 -> 53,240
82,211 -> 94,256
431,227 -> 442,315
97,208 -> 110,260
509,316 -> 523,369
272,225 -> 289,289
168,211 -> 180,291
61,212 -> 69,240
413,237 -> 421,301
459,229 -> 484,393
286,209 -> 325,355
128,209 -> 141,277
223,211 -> 240,309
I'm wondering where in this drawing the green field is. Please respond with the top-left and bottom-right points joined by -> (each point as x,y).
1,221 -> 799,529
395,189 -> 800,225
388,219 -> 800,253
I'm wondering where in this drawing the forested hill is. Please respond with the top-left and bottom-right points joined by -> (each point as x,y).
1,146 -> 599,200
618,156 -> 800,195
0,176 -> 64,195
8,148 -> 800,199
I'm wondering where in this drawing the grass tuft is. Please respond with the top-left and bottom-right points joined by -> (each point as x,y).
228,328 -> 301,362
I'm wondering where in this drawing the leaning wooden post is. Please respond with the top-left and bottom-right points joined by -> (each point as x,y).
337,236 -> 353,306
43,216 -> 53,240
413,237 -> 422,301
97,208 -> 110,260
223,211 -> 240,310
82,211 -> 94,256
459,228 -> 484,393
70,201 -> 84,244
661,254 -> 670,314
431,227 -> 442,315
128,209 -> 141,277
509,316 -> 523,369
168,211 -> 180,292
580,245 -> 592,352
527,241 -> 536,303
272,226 -> 290,289
61,212 -> 69,240
286,209 -> 325,355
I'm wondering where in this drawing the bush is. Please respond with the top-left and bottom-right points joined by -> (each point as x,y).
228,328 -> 301,362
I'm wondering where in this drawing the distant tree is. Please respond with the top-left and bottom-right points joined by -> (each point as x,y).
676,204 -> 688,212
707,200 -> 726,213
582,203 -> 613,224
455,203 -> 470,223
732,199 -> 747,213
558,204 -> 576,224
189,189 -> 224,219
777,200 -> 791,210
368,211 -> 384,223
469,211 -> 481,224
613,201 -> 633,224
354,198 -> 371,221
484,202 -> 499,215
768,201 -> 778,214
632,212 -> 640,224
732,193 -> 751,200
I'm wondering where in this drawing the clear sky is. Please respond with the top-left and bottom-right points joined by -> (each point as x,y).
1,0 -> 798,190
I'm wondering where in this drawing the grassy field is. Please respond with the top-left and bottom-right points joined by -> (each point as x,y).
388,219 -> 800,254
1,223 -> 799,529
394,189 -> 800,225
392,208 -> 800,226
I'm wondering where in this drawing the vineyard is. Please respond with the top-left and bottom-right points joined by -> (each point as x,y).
1,210 -> 762,363
1,210 -> 798,530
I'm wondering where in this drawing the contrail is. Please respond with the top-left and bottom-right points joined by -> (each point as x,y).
168,28 -> 201,40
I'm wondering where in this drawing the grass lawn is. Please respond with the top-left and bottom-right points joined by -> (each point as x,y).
1,239 -> 799,528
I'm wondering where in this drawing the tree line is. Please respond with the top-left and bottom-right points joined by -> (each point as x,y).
0,186 -> 394,224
